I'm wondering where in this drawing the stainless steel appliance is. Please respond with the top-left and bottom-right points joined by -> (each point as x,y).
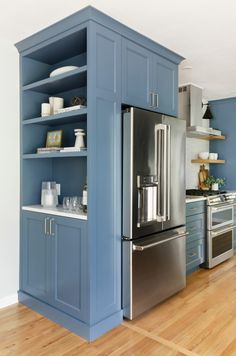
186,190 -> 236,269
206,193 -> 236,268
122,107 -> 187,320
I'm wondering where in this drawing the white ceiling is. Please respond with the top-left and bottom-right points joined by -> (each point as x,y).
2,0 -> 236,100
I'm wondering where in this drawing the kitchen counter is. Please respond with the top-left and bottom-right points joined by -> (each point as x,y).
186,196 -> 207,203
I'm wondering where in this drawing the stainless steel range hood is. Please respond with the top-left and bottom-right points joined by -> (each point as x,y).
178,84 -> 221,137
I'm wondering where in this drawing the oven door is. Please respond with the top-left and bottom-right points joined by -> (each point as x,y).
206,225 -> 234,268
208,204 -> 234,230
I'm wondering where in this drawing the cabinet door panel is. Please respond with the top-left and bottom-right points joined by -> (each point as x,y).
22,212 -> 51,303
152,54 -> 177,116
122,39 -> 151,109
52,217 -> 87,321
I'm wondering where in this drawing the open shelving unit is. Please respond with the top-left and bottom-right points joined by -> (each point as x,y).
21,26 -> 88,210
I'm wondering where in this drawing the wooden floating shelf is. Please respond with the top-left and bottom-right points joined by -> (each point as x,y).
23,108 -> 87,126
23,151 -> 87,159
191,159 -> 225,164
187,134 -> 225,140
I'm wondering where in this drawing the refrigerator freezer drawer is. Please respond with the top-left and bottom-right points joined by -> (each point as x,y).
123,229 -> 186,320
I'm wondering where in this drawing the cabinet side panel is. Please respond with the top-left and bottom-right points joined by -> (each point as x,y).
87,22 -> 122,324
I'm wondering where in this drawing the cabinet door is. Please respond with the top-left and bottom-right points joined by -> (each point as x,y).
122,39 -> 152,109
51,216 -> 87,322
152,54 -> 178,116
22,211 -> 51,303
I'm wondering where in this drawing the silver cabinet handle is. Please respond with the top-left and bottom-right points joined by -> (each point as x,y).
49,218 -> 55,236
149,92 -> 154,107
133,232 -> 188,251
188,252 -> 197,258
44,217 -> 50,236
154,93 -> 159,108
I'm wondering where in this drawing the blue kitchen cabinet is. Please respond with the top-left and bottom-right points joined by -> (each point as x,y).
22,211 -> 51,303
122,39 -> 152,109
186,201 -> 206,274
152,54 -> 178,116
51,216 -> 88,321
122,38 -> 179,116
16,6 -> 183,340
22,211 -> 88,321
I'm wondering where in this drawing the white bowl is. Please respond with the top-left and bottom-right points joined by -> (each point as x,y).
49,66 -> 79,77
198,152 -> 209,160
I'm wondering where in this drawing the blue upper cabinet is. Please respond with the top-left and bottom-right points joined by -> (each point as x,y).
152,54 -> 177,116
122,39 -> 152,109
122,38 -> 179,116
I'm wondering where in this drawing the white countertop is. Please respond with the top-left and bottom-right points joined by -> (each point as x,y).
186,196 -> 207,203
22,205 -> 87,220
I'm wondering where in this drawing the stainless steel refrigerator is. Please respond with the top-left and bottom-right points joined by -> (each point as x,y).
122,107 -> 187,320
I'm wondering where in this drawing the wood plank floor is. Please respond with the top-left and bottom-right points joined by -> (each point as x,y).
1,255 -> 236,355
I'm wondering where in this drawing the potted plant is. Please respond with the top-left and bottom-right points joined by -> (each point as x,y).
204,176 -> 225,191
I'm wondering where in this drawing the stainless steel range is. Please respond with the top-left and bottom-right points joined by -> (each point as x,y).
186,190 -> 236,268
206,192 -> 236,268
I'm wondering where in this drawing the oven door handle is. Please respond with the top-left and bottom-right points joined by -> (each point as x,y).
211,225 -> 236,237
210,204 -> 235,212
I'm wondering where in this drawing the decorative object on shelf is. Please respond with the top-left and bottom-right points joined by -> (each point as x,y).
204,176 -> 226,191
209,153 -> 218,160
49,96 -> 64,114
41,103 -> 51,117
49,66 -> 79,77
198,152 -> 209,160
37,147 -> 61,154
198,164 -> 209,190
56,104 -> 86,114
41,181 -> 59,208
74,128 -> 86,150
71,96 -> 87,106
46,130 -> 63,148
82,178 -> 87,213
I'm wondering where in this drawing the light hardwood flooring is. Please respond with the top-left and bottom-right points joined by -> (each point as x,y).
1,255 -> 236,355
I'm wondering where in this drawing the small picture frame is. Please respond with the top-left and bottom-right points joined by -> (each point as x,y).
46,130 -> 63,148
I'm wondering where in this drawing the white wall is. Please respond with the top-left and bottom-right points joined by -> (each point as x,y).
186,138 -> 209,189
0,40 -> 19,306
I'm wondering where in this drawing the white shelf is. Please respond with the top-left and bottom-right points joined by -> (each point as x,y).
22,205 -> 87,220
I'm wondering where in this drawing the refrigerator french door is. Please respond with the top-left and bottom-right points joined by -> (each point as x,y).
122,107 -> 186,319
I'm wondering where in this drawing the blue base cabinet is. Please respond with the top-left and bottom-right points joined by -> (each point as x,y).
16,6 -> 183,340
22,211 -> 88,321
186,201 -> 206,274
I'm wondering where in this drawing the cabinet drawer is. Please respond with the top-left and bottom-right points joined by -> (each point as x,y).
186,239 -> 205,273
186,201 -> 205,217
186,213 -> 205,244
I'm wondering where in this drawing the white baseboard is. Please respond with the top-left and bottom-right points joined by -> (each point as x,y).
0,294 -> 18,309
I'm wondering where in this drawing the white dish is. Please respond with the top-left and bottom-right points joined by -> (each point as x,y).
49,66 -> 79,77
198,152 -> 209,160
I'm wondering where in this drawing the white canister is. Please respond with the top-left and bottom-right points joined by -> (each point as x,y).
209,153 -> 218,160
41,103 -> 51,117
49,97 -> 64,115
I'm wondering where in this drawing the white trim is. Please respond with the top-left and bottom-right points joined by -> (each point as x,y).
0,294 -> 18,309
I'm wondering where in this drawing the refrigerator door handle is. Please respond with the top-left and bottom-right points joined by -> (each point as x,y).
133,232 -> 188,251
155,124 -> 171,222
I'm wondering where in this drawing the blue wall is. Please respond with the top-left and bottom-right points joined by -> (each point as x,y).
210,97 -> 236,190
